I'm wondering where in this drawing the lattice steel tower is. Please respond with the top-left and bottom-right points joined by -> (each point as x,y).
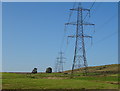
65,3 -> 95,76
55,52 -> 66,72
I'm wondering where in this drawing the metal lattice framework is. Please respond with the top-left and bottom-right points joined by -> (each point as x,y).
55,52 -> 66,72
65,3 -> 95,77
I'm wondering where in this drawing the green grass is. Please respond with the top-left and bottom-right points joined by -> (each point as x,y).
2,72 -> 119,89
74,76 -> 119,82
2,78 -> 118,89
0,72 -> 2,89
2,64 -> 119,89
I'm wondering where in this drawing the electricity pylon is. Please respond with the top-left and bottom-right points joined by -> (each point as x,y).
55,52 -> 66,72
65,3 -> 95,77
54,57 -> 59,72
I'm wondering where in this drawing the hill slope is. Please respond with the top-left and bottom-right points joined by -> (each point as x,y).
64,64 -> 119,75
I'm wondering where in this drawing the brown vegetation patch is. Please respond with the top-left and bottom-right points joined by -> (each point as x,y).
107,82 -> 120,85
41,77 -> 69,79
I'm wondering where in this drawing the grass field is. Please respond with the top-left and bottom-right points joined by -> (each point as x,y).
2,64 -> 120,89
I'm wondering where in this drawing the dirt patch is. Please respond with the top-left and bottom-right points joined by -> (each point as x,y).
41,77 -> 69,79
97,81 -> 120,85
107,81 -> 120,85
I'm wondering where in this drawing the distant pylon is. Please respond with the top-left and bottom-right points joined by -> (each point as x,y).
65,3 -> 95,77
55,51 -> 66,72
54,57 -> 59,72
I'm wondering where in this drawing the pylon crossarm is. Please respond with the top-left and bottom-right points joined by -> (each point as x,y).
68,35 -> 76,38
65,23 -> 94,26
82,23 -> 95,25
70,8 -> 90,11
82,8 -> 90,11
82,21 -> 95,25
65,22 -> 77,25
83,35 -> 92,38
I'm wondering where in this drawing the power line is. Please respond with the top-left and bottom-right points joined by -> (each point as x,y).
64,1 -> 96,53
91,2 -> 103,16
56,2 -> 77,73
83,0 -> 96,22
63,2 -> 117,74
60,2 -> 77,53
85,12 -> 117,53
68,2 -> 77,23
60,2 -> 77,51
60,25 -> 67,51
96,13 -> 117,33
95,31 -> 117,44
86,31 -> 117,53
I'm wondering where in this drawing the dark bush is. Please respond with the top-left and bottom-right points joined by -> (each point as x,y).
32,68 -> 37,74
46,67 -> 52,73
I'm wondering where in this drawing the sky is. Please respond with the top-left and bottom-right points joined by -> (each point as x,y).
0,2 -> 2,72
2,2 -> 118,72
